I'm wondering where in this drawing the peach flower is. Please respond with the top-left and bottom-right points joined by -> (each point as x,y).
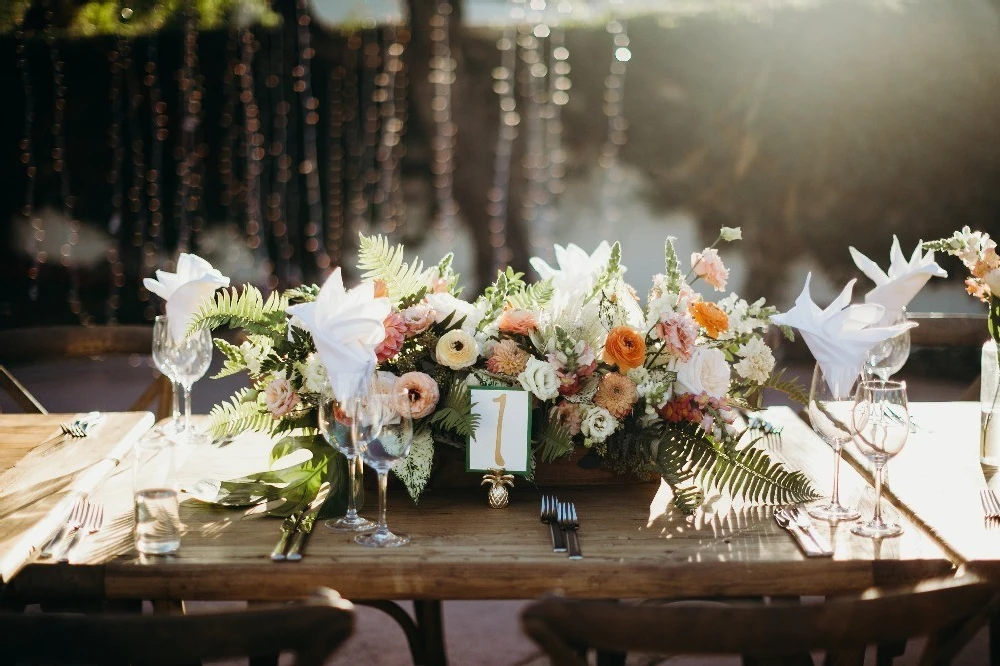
549,402 -> 582,436
264,375 -> 300,417
593,372 -> 639,419
690,248 -> 729,291
602,326 -> 646,373
375,312 -> 407,362
498,309 -> 539,336
395,372 -> 440,419
653,311 -> 699,361
689,301 -> 729,340
486,339 -> 530,376
401,303 -> 436,336
372,279 -> 389,299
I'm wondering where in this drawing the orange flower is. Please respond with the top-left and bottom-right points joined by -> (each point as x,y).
689,301 -> 729,339
602,326 -> 646,372
373,279 -> 389,299
594,372 -> 639,419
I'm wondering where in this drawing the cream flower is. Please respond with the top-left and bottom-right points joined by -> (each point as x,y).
239,338 -> 272,376
720,226 -> 742,241
395,372 -> 440,419
425,292 -> 485,333
435,329 -> 479,370
296,353 -> 328,394
690,248 -> 729,292
733,336 -> 776,385
675,347 -> 731,399
264,373 -> 300,417
517,356 -> 561,401
580,405 -> 619,444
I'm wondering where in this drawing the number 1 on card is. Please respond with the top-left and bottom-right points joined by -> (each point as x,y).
493,394 -> 507,466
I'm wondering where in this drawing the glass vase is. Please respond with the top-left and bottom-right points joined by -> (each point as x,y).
982,339 -> 1000,466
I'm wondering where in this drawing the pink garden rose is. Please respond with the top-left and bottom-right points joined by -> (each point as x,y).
400,303 -> 436,336
498,309 -> 539,336
264,375 -> 300,417
690,248 -> 729,291
375,312 -> 407,362
653,311 -> 699,362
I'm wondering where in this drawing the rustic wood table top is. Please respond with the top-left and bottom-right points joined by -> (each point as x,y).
2,409 -> 956,603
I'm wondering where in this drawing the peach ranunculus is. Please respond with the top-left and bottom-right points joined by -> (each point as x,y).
375,312 -> 408,362
689,301 -> 729,340
498,309 -> 539,335
690,248 -> 729,291
602,326 -> 646,372
395,371 -> 440,419
264,374 -> 300,417
400,303 -> 436,336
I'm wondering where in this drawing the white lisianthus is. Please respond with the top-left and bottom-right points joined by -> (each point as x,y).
296,353 -> 328,394
733,336 -> 776,384
580,405 -> 619,444
517,356 -> 561,401
675,347 -> 731,399
720,226 -> 742,241
239,338 -> 272,376
425,292 -> 485,333
435,329 -> 480,370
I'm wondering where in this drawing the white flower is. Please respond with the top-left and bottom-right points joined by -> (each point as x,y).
580,405 -> 619,444
626,366 -> 650,385
733,336 -> 775,385
239,338 -> 272,376
296,353 -> 328,394
436,329 -> 480,370
675,347 -> 731,399
529,241 -> 623,319
517,357 -> 561,401
985,268 -> 1000,296
143,253 -> 230,341
720,226 -> 742,241
425,292 -> 485,333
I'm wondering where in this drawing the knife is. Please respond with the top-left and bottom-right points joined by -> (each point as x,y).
270,510 -> 303,561
773,509 -> 831,558
285,482 -> 331,562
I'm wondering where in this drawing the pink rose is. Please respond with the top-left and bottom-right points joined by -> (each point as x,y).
401,304 -> 436,336
264,376 -> 300,417
653,311 -> 699,362
498,309 -> 539,336
395,372 -> 440,419
690,248 -> 729,291
375,312 -> 407,362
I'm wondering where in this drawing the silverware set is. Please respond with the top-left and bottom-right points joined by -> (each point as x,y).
40,498 -> 105,562
773,506 -> 833,557
540,495 -> 583,559
747,415 -> 783,448
980,489 -> 1000,522
39,411 -> 103,446
271,482 -> 330,562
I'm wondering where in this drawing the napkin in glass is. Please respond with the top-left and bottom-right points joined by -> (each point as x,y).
849,235 -> 947,312
143,253 -> 230,341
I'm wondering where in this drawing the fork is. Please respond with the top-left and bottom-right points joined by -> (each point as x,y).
39,413 -> 101,446
787,506 -> 833,555
747,415 -> 783,448
540,495 -> 566,553
39,498 -> 86,559
558,501 -> 583,560
54,502 -> 104,563
980,489 -> 1000,520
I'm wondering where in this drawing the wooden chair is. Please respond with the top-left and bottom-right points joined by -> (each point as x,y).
0,588 -> 354,666
521,575 -> 998,666
0,325 -> 172,421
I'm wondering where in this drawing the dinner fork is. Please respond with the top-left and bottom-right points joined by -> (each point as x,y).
747,415 -> 783,448
980,489 -> 1000,520
54,502 -> 104,563
39,498 -> 85,558
39,412 -> 102,446
540,495 -> 566,553
558,502 -> 583,560
787,506 -> 833,555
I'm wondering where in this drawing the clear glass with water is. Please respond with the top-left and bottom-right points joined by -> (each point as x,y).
133,433 -> 181,555
982,339 -> 1000,466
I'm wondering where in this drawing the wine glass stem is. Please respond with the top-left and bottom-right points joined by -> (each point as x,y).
171,381 -> 181,425
872,463 -> 885,527
831,445 -> 843,507
376,470 -> 389,537
182,383 -> 193,433
343,455 -> 361,520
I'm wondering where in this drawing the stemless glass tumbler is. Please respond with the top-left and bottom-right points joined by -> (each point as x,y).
133,432 -> 182,555
805,363 -> 862,522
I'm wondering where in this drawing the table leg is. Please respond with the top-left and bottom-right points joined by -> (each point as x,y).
414,600 -> 447,666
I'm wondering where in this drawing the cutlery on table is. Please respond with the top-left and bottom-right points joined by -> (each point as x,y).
981,489 -> 1000,520
558,501 -> 583,560
38,412 -> 103,446
39,498 -> 85,559
51,501 -> 103,563
773,508 -> 832,558
746,415 -> 783,448
786,506 -> 833,555
285,482 -> 331,562
540,495 -> 566,553
271,511 -> 303,562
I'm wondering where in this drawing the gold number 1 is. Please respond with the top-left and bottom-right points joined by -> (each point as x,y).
492,394 -> 507,467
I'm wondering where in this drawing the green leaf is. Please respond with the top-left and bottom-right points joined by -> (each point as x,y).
357,233 -> 430,302
760,369 -> 809,406
392,428 -> 435,504
189,285 -> 288,338
535,419 -> 574,463
204,388 -> 274,439
588,241 -> 623,301
429,378 -> 480,438
664,237 -> 682,294
508,278 -> 554,310
211,338 -> 248,379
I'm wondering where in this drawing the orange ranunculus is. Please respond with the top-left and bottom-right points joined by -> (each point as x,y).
602,326 -> 646,372
689,301 -> 729,339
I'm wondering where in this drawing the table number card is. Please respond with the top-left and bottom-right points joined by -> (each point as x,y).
467,387 -> 531,475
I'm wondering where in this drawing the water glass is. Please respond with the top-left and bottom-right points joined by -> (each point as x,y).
851,380 -> 910,538
805,363 -> 862,522
152,315 -> 213,445
318,372 -> 375,532
356,387 -> 413,548
133,433 -> 182,555
865,308 -> 911,381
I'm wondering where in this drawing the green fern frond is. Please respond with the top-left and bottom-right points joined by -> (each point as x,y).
508,278 -> 554,310
535,420 -> 574,463
761,369 -> 810,406
205,388 -> 275,439
284,284 -> 320,303
429,379 -> 480,438
212,338 -> 248,379
357,233 -> 429,301
190,286 -> 288,337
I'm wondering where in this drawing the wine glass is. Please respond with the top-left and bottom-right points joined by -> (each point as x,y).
850,380 -> 909,538
317,372 -> 375,532
865,308 -> 911,381
805,363 -> 862,522
355,387 -> 413,548
152,316 -> 213,445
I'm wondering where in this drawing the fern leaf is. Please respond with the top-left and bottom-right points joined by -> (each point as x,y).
357,233 -> 429,301
508,278 -> 554,310
535,420 -> 574,463
205,388 -> 275,439
211,338 -> 248,379
190,286 -> 288,337
761,369 -> 809,406
429,379 -> 480,438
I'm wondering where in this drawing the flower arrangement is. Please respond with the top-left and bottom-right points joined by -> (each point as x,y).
191,231 -> 817,515
924,227 -> 1000,339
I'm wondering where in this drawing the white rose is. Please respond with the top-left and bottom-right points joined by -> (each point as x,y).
517,357 -> 561,401
425,292 -> 485,333
733,336 -> 775,385
435,329 -> 480,370
580,405 -> 619,443
295,353 -> 328,394
675,347 -> 731,399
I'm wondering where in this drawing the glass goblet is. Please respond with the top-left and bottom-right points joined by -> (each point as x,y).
317,372 -> 375,532
355,387 -> 413,548
152,315 -> 212,446
805,363 -> 862,522
851,379 -> 910,538
865,308 -> 911,381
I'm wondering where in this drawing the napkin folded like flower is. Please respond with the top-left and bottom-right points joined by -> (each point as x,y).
771,274 -> 916,397
849,236 -> 947,312
143,253 -> 230,341
286,268 -> 391,392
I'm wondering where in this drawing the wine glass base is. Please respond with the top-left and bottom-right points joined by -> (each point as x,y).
355,530 -> 410,548
851,520 -> 903,538
172,429 -> 211,447
807,502 -> 861,522
154,420 -> 185,436
325,516 -> 376,532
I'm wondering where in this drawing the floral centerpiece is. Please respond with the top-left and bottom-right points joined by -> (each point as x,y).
191,230 -> 817,515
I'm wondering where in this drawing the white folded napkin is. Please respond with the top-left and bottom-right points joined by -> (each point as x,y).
771,274 -> 915,397
286,268 -> 391,388
849,236 -> 947,312
143,253 -> 230,341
